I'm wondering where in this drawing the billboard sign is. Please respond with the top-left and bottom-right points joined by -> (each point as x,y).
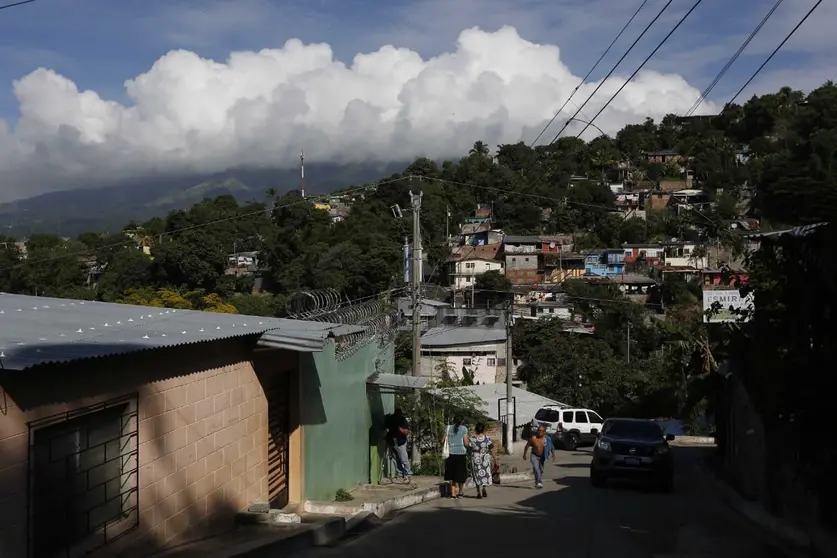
702,289 -> 754,323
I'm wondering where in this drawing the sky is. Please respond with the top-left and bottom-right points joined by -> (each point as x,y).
0,0 -> 833,202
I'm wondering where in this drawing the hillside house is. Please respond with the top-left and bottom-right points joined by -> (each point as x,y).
396,297 -> 449,332
0,294 -> 393,558
420,308 -> 514,385
702,268 -> 749,289
584,250 -> 626,277
449,257 -> 504,290
663,242 -> 708,268
623,244 -> 665,264
503,236 -> 543,285
459,222 -> 503,246
543,252 -> 585,283
646,149 -> 690,165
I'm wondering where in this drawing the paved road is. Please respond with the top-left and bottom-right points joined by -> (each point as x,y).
296,446 -> 799,558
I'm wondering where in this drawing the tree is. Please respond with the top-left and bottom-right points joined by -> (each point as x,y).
473,270 -> 511,307
152,231 -> 227,291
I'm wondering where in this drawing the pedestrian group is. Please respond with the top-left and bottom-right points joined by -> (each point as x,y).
387,410 -> 554,496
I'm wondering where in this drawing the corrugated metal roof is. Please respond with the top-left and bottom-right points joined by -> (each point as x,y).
449,384 -> 567,425
0,293 -> 363,370
503,235 -> 542,244
421,326 -> 506,347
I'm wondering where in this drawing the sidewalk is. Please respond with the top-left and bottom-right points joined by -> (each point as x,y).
153,470 -> 534,557
304,470 -> 533,518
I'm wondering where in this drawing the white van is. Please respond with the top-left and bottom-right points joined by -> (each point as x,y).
531,406 -> 605,450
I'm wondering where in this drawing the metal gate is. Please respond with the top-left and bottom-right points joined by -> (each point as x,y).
259,366 -> 290,509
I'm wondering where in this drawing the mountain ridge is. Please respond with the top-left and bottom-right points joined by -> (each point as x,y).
0,162 -> 406,237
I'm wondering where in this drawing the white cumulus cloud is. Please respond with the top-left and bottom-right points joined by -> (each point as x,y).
0,25 -> 713,201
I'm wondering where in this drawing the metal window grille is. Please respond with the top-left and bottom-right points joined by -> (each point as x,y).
27,394 -> 139,558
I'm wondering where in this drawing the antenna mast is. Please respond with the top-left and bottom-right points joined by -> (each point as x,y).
300,150 -> 306,198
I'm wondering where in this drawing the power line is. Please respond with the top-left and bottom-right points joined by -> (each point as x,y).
545,0 -> 676,145
685,0 -> 784,116
528,0 -> 651,147
727,0 -> 822,107
0,0 -> 35,11
575,0 -> 705,139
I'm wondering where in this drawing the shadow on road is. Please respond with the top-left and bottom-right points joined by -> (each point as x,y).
302,445 -> 793,558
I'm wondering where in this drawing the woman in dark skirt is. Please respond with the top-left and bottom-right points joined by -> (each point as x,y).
443,416 -> 469,498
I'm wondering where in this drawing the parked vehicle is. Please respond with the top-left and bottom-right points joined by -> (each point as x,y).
590,418 -> 675,492
530,406 -> 604,450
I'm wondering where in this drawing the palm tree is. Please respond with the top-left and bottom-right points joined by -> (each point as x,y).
469,141 -> 490,159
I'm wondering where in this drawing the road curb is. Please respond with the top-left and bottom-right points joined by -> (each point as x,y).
695,459 -> 832,556
304,472 -> 533,519
345,510 -> 376,532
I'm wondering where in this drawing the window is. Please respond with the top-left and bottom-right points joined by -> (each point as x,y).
534,409 -> 560,423
29,395 -> 139,557
574,411 -> 589,423
497,358 -> 507,366
587,411 -> 604,424
487,358 -> 496,366
462,358 -> 472,366
562,411 -> 574,423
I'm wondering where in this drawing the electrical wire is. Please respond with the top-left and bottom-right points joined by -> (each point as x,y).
0,0 -> 35,11
528,0 -> 651,147
544,0 -> 676,145
726,0 -> 822,107
684,0 -> 784,117
575,0 -> 705,139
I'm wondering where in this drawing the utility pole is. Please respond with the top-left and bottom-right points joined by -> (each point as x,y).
627,322 -> 632,364
409,188 -> 423,468
505,300 -> 514,454
410,189 -> 423,378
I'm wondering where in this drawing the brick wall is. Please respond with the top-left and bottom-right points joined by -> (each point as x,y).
0,337 -> 294,558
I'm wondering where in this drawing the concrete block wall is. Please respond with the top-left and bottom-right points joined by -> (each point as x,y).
135,360 -> 269,548
0,339 -> 275,558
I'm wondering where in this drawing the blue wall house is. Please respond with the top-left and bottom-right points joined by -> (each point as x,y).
584,250 -> 626,277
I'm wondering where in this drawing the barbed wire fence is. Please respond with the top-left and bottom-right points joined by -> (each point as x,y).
285,288 -> 402,360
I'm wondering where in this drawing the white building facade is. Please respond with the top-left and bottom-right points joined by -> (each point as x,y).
449,257 -> 504,290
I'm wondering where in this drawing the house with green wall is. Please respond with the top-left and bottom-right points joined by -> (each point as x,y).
298,339 -> 395,502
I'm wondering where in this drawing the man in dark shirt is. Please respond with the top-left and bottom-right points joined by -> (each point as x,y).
385,408 -> 412,483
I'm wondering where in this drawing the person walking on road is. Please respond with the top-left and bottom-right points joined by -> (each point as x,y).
468,422 -> 494,499
443,416 -> 469,498
385,408 -> 413,485
522,425 -> 554,488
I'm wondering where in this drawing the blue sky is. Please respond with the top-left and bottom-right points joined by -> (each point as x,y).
0,0 -> 834,201
0,0 -> 833,123
0,0 -> 837,118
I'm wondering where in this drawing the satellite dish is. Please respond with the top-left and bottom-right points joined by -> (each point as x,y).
549,242 -> 556,249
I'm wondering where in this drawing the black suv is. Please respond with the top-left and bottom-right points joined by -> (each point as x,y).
590,418 -> 675,492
